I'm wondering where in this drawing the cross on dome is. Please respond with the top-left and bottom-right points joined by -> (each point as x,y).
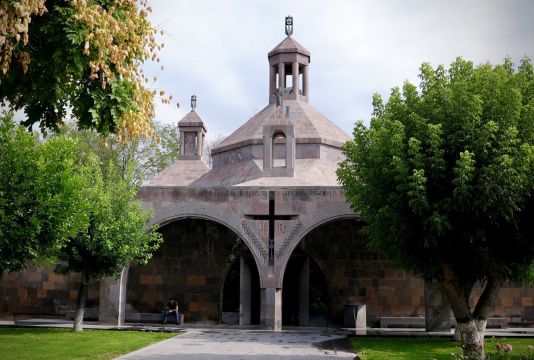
191,94 -> 197,111
285,16 -> 293,36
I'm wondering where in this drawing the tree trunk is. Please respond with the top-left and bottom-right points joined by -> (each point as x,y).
73,274 -> 88,332
441,265 -> 483,358
441,265 -> 502,360
456,320 -> 485,359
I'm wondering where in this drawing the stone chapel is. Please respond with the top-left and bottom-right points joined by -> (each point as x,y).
1,17 -> 533,331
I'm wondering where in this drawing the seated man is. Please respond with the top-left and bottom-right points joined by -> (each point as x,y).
163,297 -> 180,325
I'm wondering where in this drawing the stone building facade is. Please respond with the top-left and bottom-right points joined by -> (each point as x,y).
1,18 -> 534,330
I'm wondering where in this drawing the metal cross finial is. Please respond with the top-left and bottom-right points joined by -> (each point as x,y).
285,16 -> 293,36
191,95 -> 197,111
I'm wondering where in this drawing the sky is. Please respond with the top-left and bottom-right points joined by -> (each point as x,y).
15,0 -> 534,140
145,0 -> 534,141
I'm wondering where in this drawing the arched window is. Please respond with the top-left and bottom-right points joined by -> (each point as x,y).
263,124 -> 294,177
272,131 -> 287,168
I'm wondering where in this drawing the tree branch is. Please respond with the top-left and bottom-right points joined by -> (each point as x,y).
441,264 -> 472,322
473,272 -> 503,320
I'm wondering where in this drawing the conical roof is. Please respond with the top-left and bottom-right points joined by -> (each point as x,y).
178,110 -> 207,130
143,108 -> 209,187
146,21 -> 350,188
212,100 -> 349,154
268,36 -> 310,57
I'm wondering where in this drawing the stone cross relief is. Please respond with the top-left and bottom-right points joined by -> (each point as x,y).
244,191 -> 298,266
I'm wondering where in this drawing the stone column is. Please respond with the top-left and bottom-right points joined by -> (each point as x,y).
202,133 -> 206,160
260,287 -> 282,330
424,280 -> 451,332
196,130 -> 202,157
99,266 -> 129,326
278,62 -> 285,95
269,65 -> 276,100
292,62 -> 299,96
299,257 -> 310,326
239,257 -> 252,325
286,132 -> 295,174
263,132 -> 272,171
303,65 -> 309,97
179,131 -> 185,157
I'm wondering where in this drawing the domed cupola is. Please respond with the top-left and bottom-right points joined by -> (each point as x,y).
267,16 -> 311,104
198,17 -> 351,186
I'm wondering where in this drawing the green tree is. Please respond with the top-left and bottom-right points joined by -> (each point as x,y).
56,158 -> 162,332
65,122 -> 180,188
337,57 -> 534,359
0,0 -> 168,140
0,112 -> 86,274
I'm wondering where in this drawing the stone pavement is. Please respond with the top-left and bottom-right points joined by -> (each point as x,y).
115,328 -> 356,360
5,319 -> 534,359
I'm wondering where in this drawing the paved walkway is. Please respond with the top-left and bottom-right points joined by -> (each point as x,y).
5,318 -> 534,359
115,328 -> 356,360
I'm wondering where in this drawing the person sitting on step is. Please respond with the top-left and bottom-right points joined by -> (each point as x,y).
163,297 -> 180,325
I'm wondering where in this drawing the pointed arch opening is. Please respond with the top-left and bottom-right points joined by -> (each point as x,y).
126,218 -> 261,324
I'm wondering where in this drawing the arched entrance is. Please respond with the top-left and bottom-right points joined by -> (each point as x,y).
126,218 -> 260,323
281,218 -> 381,326
221,253 -> 261,324
282,246 -> 329,326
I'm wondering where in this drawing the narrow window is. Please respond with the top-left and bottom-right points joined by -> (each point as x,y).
272,131 -> 287,168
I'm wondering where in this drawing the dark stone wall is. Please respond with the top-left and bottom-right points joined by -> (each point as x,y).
2,217 -> 534,326
126,218 -> 244,323
300,219 -> 534,326
300,219 -> 425,325
0,266 -> 100,320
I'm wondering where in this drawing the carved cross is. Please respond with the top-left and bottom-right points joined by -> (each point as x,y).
245,191 -> 297,266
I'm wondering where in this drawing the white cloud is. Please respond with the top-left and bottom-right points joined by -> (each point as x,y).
146,0 -> 534,138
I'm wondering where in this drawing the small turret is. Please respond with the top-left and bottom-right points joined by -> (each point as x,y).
267,16 -> 311,104
178,95 -> 207,161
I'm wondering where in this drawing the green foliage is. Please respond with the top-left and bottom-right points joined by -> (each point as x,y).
64,122 -> 180,188
55,156 -> 162,281
0,112 -> 162,280
337,57 -> 534,284
0,113 -> 86,273
0,0 -> 160,138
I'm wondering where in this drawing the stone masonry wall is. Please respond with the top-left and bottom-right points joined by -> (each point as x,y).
2,217 -> 533,325
127,218 -> 243,323
301,219 -> 534,326
300,219 -> 424,325
0,266 -> 100,320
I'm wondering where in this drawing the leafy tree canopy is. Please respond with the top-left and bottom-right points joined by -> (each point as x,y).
337,57 -> 534,358
0,112 -> 87,273
55,157 -> 161,282
64,121 -> 180,188
0,0 -> 170,141
0,111 -> 163,331
55,151 -> 162,332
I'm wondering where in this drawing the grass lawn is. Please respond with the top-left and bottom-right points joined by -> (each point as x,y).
352,337 -> 534,359
0,327 -> 176,360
